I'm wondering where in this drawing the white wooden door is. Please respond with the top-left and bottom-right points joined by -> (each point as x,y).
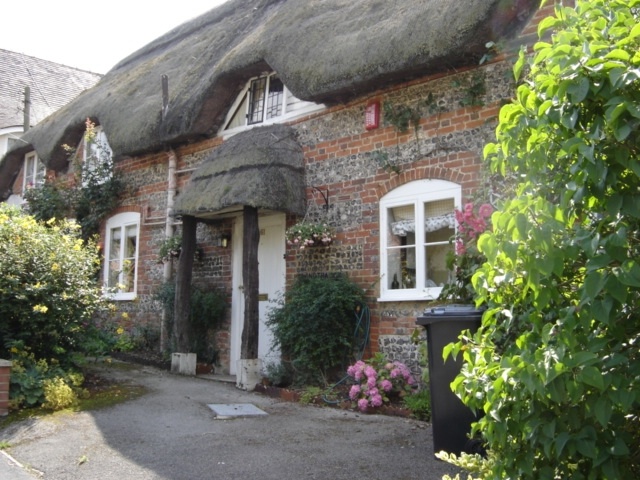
229,213 -> 285,375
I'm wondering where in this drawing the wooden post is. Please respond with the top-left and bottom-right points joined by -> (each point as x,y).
240,205 -> 260,359
174,215 -> 197,353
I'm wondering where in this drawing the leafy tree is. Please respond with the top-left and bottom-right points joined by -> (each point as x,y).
446,1 -> 640,478
0,204 -> 109,363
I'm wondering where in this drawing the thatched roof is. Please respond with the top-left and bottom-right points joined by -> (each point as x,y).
0,0 -> 539,197
173,124 -> 305,217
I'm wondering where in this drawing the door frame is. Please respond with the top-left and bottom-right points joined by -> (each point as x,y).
229,212 -> 286,375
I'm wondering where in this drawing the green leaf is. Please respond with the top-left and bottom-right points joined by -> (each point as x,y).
605,49 -> 631,61
579,366 -> 605,392
568,77 -> 590,104
593,396 -> 612,427
584,271 -> 605,299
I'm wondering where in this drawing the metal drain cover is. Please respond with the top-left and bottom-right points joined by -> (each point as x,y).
207,403 -> 268,419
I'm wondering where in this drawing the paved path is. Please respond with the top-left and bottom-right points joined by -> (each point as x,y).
0,362 -> 461,479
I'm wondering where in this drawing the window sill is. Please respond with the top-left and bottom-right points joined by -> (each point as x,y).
105,292 -> 137,301
377,288 -> 442,302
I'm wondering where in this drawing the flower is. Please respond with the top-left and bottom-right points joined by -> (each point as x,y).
439,202 -> 493,303
286,221 -> 334,250
346,353 -> 417,412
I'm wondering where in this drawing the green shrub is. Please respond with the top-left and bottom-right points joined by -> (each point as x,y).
42,377 -> 78,411
9,344 -> 85,410
266,274 -> 365,385
0,204 -> 110,363
446,1 -> 640,478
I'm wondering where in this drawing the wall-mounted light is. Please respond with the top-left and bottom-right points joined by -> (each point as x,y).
218,234 -> 231,248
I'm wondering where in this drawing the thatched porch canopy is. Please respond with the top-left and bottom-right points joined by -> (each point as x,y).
0,0 -> 540,198
173,124 -> 305,218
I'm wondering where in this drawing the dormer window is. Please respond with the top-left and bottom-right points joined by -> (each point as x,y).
223,72 -> 323,134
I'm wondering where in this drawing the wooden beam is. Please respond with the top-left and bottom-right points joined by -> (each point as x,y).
240,206 -> 260,359
174,215 -> 197,352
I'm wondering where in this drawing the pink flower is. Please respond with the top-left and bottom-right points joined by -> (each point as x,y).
367,376 -> 377,389
349,384 -> 361,400
379,379 -> 393,392
364,365 -> 377,379
358,398 -> 369,412
478,203 -> 493,218
371,394 -> 384,407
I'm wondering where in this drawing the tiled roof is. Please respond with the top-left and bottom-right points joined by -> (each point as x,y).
0,48 -> 101,129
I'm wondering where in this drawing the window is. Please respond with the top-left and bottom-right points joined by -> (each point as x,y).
379,180 -> 461,301
83,126 -> 112,185
22,152 -> 46,191
222,72 -> 323,133
104,212 -> 140,300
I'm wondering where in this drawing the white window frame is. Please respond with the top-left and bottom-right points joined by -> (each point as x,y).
82,126 -> 112,186
379,179 -> 461,302
221,72 -> 324,136
22,151 -> 46,191
104,212 -> 140,301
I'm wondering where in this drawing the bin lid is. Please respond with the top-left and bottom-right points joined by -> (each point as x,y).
424,304 -> 484,316
416,304 -> 485,325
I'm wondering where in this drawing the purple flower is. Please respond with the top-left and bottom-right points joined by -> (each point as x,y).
364,365 -> 377,379
349,384 -> 361,400
371,394 -> 383,407
367,376 -> 377,389
379,379 -> 393,392
358,398 -> 369,412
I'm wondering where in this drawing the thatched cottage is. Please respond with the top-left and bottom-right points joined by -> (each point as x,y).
0,0 -> 552,381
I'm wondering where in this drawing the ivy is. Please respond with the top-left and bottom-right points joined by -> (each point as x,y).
445,1 -> 640,478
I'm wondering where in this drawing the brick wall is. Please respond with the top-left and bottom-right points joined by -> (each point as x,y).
0,360 -> 11,416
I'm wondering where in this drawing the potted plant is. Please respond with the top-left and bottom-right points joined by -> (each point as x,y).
285,221 -> 334,250
157,235 -> 203,263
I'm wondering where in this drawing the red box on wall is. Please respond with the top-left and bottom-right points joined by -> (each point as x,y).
365,101 -> 380,130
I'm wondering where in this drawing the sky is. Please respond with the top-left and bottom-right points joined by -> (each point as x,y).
1,1 -> 229,74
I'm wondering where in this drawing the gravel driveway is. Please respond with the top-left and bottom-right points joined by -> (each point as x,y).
0,361 -> 461,480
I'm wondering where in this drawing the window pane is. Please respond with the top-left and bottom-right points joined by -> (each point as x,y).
387,205 -> 416,289
124,225 -> 137,257
423,199 -> 455,287
266,76 -> 284,119
424,243 -> 451,287
247,77 -> 267,124
24,155 -> 36,187
108,259 -> 120,288
121,259 -> 135,293
109,227 -> 121,260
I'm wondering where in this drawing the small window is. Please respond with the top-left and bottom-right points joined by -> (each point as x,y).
104,212 -> 140,301
83,126 -> 113,185
22,152 -> 46,191
222,72 -> 323,133
379,180 -> 461,301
